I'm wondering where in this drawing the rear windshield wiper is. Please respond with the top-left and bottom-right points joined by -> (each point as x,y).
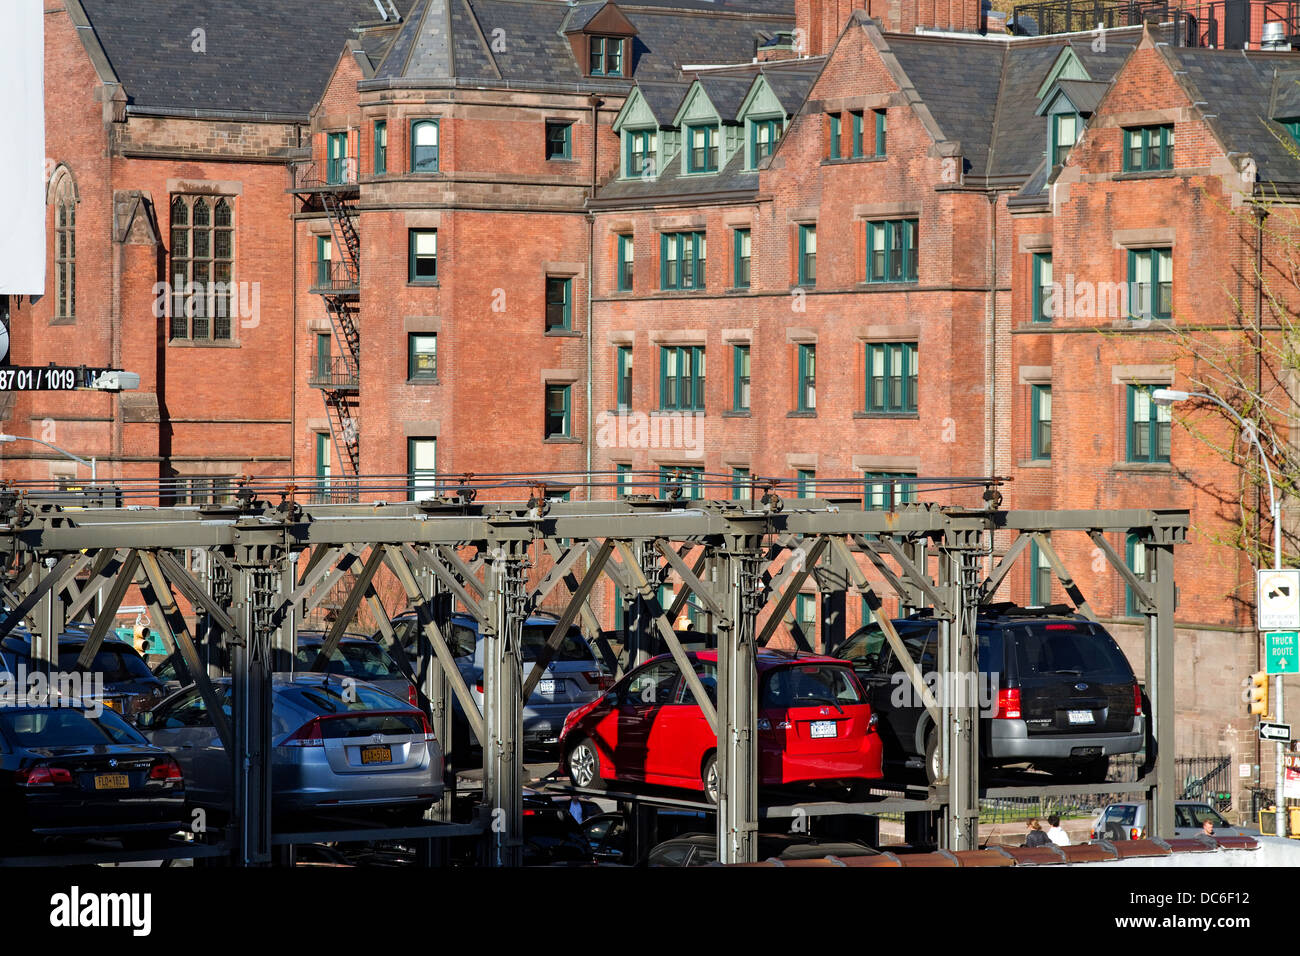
1051,668 -> 1083,676
796,695 -> 844,714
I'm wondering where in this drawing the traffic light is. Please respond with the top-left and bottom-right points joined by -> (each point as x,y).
1249,671 -> 1270,717
133,624 -> 152,657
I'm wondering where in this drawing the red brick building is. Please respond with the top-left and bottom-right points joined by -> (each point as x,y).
10,0 -> 1300,796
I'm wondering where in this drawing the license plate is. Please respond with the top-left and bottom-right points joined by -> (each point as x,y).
1067,709 -> 1094,725
360,745 -> 392,765
537,679 -> 558,695
94,773 -> 129,790
810,720 -> 837,739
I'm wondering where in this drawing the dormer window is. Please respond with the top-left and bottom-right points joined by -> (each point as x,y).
687,125 -> 718,173
625,129 -> 657,178
590,36 -> 623,76
1051,112 -> 1078,166
750,118 -> 780,168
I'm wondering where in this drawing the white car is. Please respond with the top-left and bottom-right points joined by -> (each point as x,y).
1089,800 -> 1241,841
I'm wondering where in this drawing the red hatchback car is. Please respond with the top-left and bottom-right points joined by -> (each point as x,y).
559,650 -> 884,802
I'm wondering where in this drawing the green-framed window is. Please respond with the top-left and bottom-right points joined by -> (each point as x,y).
408,437 -> 437,501
1031,384 -> 1051,459
315,235 -> 333,288
798,224 -> 816,286
1032,252 -> 1053,322
851,110 -> 864,158
1283,118 -> 1300,144
1125,534 -> 1147,616
617,234 -> 634,291
796,343 -> 816,411
796,469 -> 816,499
545,121 -> 572,160
866,219 -> 918,283
616,463 -> 631,497
660,345 -> 705,411
616,345 -> 633,410
865,342 -> 918,413
315,431 -> 331,486
864,472 -> 915,511
410,119 -> 439,172
1123,124 -> 1173,172
733,228 -> 751,289
626,129 -> 658,178
732,344 -> 750,411
731,466 -> 750,499
1051,112 -> 1078,166
874,109 -> 887,156
828,112 -> 841,159
327,131 -> 349,184
408,229 -> 437,283
545,276 -> 572,331
1128,247 -> 1172,321
545,384 -> 571,438
373,121 -> 387,175
409,333 -> 437,381
1126,384 -> 1171,463
795,593 -> 817,644
315,332 -> 331,380
660,231 -> 706,290
687,125 -> 719,173
1029,540 -> 1053,605
659,466 -> 704,500
590,36 -> 623,76
750,118 -> 780,168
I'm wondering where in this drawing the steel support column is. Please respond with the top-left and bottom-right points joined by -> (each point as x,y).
481,542 -> 525,867
717,539 -> 760,865
1148,539 -> 1176,840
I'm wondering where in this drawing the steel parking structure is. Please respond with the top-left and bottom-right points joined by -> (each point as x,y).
0,479 -> 1187,865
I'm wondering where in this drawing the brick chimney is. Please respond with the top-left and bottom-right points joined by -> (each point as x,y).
796,0 -> 984,55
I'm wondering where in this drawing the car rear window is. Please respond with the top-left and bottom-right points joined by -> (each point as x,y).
1175,804 -> 1227,829
316,712 -> 425,739
1014,622 -> 1133,678
296,642 -> 404,681
289,682 -> 410,714
0,707 -> 147,746
521,625 -> 593,663
761,664 -> 862,709
59,646 -> 154,682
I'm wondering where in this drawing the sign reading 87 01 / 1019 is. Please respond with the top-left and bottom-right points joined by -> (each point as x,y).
0,366 -> 111,391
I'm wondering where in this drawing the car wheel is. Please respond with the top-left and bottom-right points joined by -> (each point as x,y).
566,737 -> 603,790
702,753 -> 719,805
924,729 -> 944,785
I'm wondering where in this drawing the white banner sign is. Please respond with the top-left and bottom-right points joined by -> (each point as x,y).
1258,569 -> 1300,630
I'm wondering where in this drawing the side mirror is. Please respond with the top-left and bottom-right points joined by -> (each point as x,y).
135,711 -> 155,729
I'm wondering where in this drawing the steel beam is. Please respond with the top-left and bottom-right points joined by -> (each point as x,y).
1030,532 -> 1098,621
1088,530 -> 1153,610
755,537 -> 827,648
1149,540 -> 1176,840
74,550 -> 140,670
312,545 -> 384,670
977,534 -> 1032,603
716,542 -> 760,864
405,545 -> 487,626
0,554 -> 76,640
521,540 -> 613,699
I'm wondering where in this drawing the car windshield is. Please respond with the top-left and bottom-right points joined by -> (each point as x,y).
761,664 -> 862,709
0,707 -> 147,746
59,646 -> 154,682
288,681 -> 408,714
1176,804 -> 1228,829
296,642 -> 404,681
1015,622 -> 1133,677
520,625 -> 593,663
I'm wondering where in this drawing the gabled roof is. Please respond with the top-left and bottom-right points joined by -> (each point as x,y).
561,2 -> 638,37
74,0 -> 409,117
1035,45 -> 1089,99
690,75 -> 758,123
1036,78 -> 1109,116
763,66 -> 821,113
593,140 -> 757,203
1270,69 -> 1300,120
617,80 -> 692,127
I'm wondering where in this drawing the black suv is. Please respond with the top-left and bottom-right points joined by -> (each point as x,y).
832,604 -> 1144,783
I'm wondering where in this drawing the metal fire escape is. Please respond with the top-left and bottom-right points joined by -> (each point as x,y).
291,153 -> 361,501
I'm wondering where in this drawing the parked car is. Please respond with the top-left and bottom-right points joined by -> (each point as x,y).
519,792 -> 596,866
646,831 -> 881,866
0,700 -> 185,850
138,673 -> 442,820
1088,800 -> 1241,841
292,632 -> 417,706
1,632 -> 167,716
560,649 -> 884,802
390,611 -> 612,750
601,627 -> 715,675
832,604 -> 1145,783
581,808 -> 712,865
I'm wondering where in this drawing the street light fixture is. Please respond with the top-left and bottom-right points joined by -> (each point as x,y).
0,433 -> 96,483
1153,386 -> 1287,836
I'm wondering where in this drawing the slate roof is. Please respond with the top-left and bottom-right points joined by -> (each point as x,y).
635,81 -> 694,125
594,141 -> 757,203
371,0 -> 794,85
1050,78 -> 1110,114
694,75 -> 759,122
765,66 -> 821,113
76,0 -> 409,116
1163,46 -> 1300,185
1271,69 -> 1300,119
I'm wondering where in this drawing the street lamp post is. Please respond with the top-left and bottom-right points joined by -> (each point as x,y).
1153,387 -> 1286,837
0,433 -> 96,483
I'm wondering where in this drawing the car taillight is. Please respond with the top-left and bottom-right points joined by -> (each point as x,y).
1131,827 -> 1144,840
408,684 -> 419,707
995,688 -> 1021,719
475,680 -> 484,694
149,758 -> 183,782
283,718 -> 324,747
582,671 -> 614,690
419,712 -> 437,743
17,765 -> 74,787
1133,684 -> 1143,716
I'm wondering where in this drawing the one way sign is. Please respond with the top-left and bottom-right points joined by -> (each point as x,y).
1258,569 -> 1300,630
1259,721 -> 1292,743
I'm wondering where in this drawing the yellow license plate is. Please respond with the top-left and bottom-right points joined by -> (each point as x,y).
360,745 -> 392,765
94,774 -> 129,790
